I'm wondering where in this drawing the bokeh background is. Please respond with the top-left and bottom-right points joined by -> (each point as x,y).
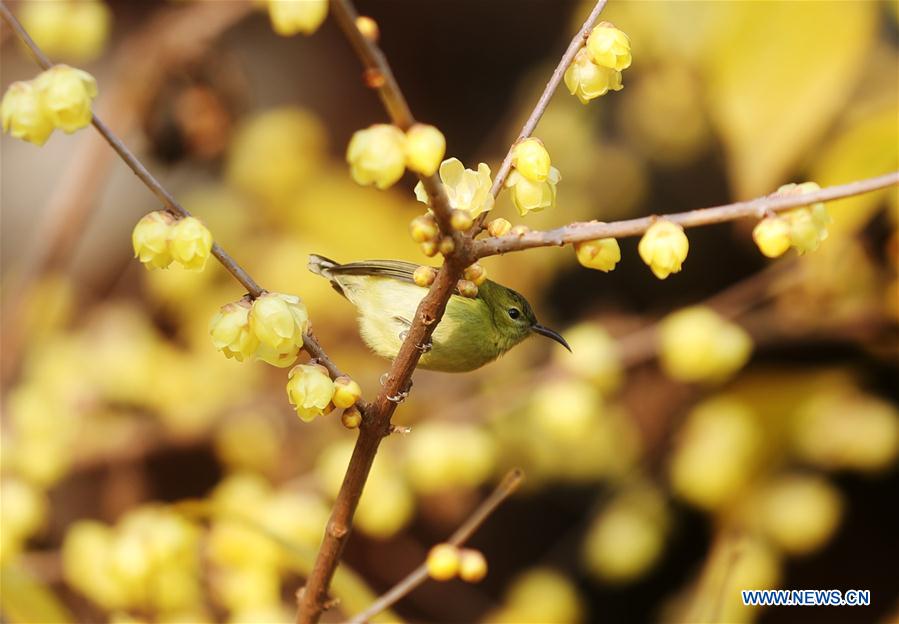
1,1 -> 898,623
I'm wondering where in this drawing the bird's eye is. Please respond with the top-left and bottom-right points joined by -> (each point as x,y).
508,307 -> 521,320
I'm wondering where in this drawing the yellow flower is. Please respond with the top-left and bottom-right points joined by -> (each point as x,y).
415,157 -> 494,217
346,124 -> 407,189
169,216 -> 213,271
659,306 -> 753,383
405,123 -> 446,176
426,543 -> 460,581
33,64 -> 98,133
776,182 -> 830,254
505,166 -> 561,216
1,81 -> 54,146
332,375 -> 362,409
286,364 -> 335,422
575,238 -> 621,272
209,300 -> 258,362
752,216 -> 791,258
132,211 -> 175,270
637,219 -> 688,279
564,48 -> 622,105
21,0 -> 111,62
512,138 -> 552,182
267,0 -> 328,36
458,549 -> 488,583
586,23 -> 632,71
487,218 -> 512,237
249,292 -> 309,367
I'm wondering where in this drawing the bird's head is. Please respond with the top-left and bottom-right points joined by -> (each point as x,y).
487,283 -> 570,352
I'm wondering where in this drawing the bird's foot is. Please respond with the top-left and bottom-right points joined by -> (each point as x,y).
380,373 -> 413,404
399,330 -> 432,353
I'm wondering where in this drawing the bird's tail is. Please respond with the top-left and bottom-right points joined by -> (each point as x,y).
308,254 -> 340,279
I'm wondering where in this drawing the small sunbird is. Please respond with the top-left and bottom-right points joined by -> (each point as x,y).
309,254 -> 570,372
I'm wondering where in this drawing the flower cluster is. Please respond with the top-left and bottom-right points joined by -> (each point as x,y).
506,138 -> 562,215
753,182 -> 830,257
347,123 -> 446,189
209,292 -> 309,367
2,64 -> 97,145
426,543 -> 488,582
564,22 -> 631,104
132,211 -> 213,271
266,0 -> 328,36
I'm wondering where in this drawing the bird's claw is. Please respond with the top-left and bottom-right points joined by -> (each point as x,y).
399,330 -> 432,353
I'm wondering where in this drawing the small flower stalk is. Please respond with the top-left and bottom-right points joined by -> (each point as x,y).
131,211 -> 212,271
286,364 -> 335,422
638,219 -> 689,279
267,0 -> 328,36
575,238 -> 621,272
564,22 -> 631,104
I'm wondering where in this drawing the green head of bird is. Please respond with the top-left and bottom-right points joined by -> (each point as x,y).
308,254 -> 569,372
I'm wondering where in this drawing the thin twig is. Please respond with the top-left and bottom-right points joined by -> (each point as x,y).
473,171 -> 899,258
349,469 -> 525,624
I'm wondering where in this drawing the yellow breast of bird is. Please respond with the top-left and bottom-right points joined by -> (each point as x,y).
333,275 -> 501,372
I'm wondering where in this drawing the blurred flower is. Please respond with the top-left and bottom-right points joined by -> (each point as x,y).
209,300 -> 258,362
1,81 -> 54,145
248,292 -> 309,367
346,124 -> 407,189
169,217 -> 213,271
487,568 -> 584,624
415,157 -> 494,217
638,219 -> 689,279
286,364 -> 335,422
132,211 -> 175,270
530,379 -> 602,442
403,421 -> 496,493
564,48 -> 622,104
776,182 -> 830,254
575,238 -> 621,272
554,323 -> 622,393
426,543 -> 461,581
586,22 -> 633,71
267,0 -> 328,36
0,477 -> 47,564
658,306 -> 753,383
34,64 -> 97,133
214,411 -> 281,474
512,138 -> 552,182
404,123 -> 446,176
458,549 -> 488,583
505,166 -> 561,216
752,215 -> 792,258
20,0 -> 111,62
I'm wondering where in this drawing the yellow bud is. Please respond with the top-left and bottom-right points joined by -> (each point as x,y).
341,406 -> 362,429
355,16 -> 379,42
414,158 -> 494,217
404,123 -> 446,176
586,23 -> 632,71
755,475 -> 842,555
346,124 -> 406,189
420,240 -> 438,257
487,218 -> 512,237
464,263 -> 487,286
752,216 -> 791,258
409,214 -> 439,243
426,543 -> 460,581
450,209 -> 474,232
332,376 -> 362,408
132,211 -> 175,270
575,238 -> 621,272
659,306 -> 752,383
286,364 -> 335,422
249,292 -> 309,367
775,182 -> 829,254
458,549 -> 488,583
209,300 -> 258,362
512,137 -> 552,182
169,216 -> 213,271
1,81 -> 54,145
505,168 -> 560,216
457,280 -> 478,298
638,219 -> 688,279
413,265 -> 437,287
33,64 -> 98,133
510,224 -> 531,237
438,236 -> 456,256
564,48 -> 623,105
267,0 -> 328,36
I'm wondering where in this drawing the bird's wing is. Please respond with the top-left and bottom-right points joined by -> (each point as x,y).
326,260 -> 425,284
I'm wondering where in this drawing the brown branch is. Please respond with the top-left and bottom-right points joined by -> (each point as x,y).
0,1 -> 349,383
473,171 -> 899,258
349,469 -> 525,624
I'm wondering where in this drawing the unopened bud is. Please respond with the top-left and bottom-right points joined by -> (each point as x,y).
488,218 -> 512,237
413,265 -> 437,287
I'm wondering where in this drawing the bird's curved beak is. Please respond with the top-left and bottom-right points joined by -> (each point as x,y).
531,323 -> 571,352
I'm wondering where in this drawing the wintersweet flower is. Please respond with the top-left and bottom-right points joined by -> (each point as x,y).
331,376 -> 362,409
776,182 -> 830,254
1,81 -> 54,145
286,364 -> 335,422
249,292 -> 309,367
169,217 -> 213,271
209,300 -> 258,362
752,216 -> 792,258
586,23 -> 632,71
575,238 -> 621,272
512,138 -> 552,182
404,124 -> 446,176
638,219 -> 689,279
564,48 -> 622,105
659,306 -> 753,383
33,64 -> 97,133
132,211 -> 175,270
267,0 -> 328,36
426,543 -> 461,581
505,167 -> 560,216
346,124 -> 407,189
415,157 -> 494,217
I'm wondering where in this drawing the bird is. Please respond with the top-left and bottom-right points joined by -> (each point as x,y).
308,254 -> 570,372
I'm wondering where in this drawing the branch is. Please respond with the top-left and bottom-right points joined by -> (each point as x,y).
0,1 -> 349,383
473,171 -> 899,258
349,469 -> 525,624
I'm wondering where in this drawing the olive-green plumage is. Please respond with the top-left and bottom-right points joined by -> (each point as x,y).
308,254 -> 569,372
